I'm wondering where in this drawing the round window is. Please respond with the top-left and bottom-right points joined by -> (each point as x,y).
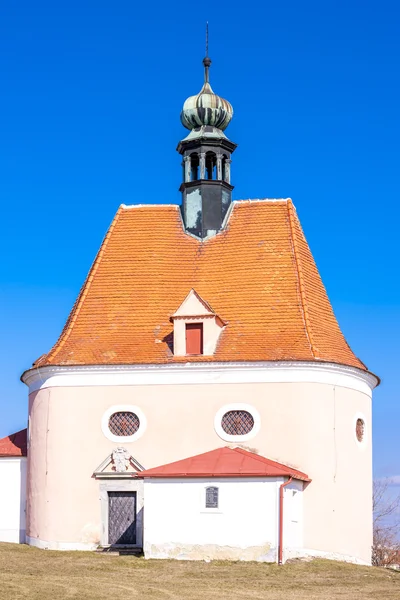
214,403 -> 260,442
221,410 -> 254,435
356,418 -> 365,443
108,412 -> 140,437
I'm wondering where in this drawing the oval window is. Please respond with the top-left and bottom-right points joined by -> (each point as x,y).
221,410 -> 254,435
356,418 -> 365,443
108,411 -> 140,437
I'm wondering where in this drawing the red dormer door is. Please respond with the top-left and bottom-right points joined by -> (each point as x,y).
185,323 -> 203,355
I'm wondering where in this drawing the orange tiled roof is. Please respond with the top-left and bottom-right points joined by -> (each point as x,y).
0,429 -> 27,457
34,200 -> 366,370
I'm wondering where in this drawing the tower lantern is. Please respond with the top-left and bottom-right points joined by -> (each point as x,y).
178,52 -> 237,239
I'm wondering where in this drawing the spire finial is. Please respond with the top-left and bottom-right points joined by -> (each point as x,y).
203,22 -> 211,84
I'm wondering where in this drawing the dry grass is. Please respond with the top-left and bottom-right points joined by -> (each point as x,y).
0,543 -> 399,599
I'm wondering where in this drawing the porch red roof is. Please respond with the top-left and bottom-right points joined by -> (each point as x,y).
139,447 -> 310,481
0,429 -> 27,457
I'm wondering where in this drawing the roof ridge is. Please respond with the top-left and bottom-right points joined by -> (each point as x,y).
121,203 -> 179,210
233,198 -> 291,204
121,200 -> 291,209
42,207 -> 124,364
287,200 -> 317,359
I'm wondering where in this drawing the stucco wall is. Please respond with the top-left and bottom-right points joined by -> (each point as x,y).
26,375 -> 372,561
0,457 -> 27,543
143,477 -> 283,561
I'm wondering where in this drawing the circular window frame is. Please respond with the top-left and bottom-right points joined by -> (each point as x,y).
214,403 -> 261,443
101,405 -> 147,443
353,412 -> 367,448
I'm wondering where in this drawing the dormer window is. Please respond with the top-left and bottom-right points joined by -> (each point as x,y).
185,323 -> 203,355
171,289 -> 225,357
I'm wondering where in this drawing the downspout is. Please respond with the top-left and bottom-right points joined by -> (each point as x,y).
278,476 -> 293,565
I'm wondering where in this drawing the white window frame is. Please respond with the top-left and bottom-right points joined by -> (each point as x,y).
214,403 -> 261,443
101,405 -> 147,443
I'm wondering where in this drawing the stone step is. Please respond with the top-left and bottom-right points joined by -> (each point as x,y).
96,546 -> 143,556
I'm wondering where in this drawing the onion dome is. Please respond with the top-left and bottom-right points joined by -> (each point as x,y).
180,56 -> 233,131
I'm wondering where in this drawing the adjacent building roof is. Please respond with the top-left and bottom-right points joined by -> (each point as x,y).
138,447 -> 311,481
0,429 -> 27,457
32,200 -> 366,370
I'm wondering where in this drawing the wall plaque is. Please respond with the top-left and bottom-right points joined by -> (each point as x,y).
205,486 -> 219,509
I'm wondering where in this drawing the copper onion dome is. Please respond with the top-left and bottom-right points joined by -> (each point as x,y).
180,56 -> 233,131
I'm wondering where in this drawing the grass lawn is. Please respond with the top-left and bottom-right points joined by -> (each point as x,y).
0,543 -> 399,599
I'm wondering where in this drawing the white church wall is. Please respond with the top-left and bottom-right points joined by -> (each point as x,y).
25,363 -> 374,562
143,477 -> 282,561
0,457 -> 27,543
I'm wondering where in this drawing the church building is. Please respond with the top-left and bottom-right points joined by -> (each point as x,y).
18,51 -> 378,563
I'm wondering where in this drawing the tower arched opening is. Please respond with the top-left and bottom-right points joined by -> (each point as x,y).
222,154 -> 228,182
205,151 -> 217,180
190,152 -> 199,181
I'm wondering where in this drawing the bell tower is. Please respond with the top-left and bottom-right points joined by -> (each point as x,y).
178,51 -> 237,239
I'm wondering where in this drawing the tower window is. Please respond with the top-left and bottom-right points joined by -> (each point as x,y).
185,323 -> 203,355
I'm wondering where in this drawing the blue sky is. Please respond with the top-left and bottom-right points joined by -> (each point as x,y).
0,1 -> 399,482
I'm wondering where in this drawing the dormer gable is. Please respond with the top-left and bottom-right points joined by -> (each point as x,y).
172,289 -> 215,318
171,289 -> 226,357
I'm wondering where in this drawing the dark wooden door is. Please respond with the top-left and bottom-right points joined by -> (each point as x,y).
108,492 -> 136,545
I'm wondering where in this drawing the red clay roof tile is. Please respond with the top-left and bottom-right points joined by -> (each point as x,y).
33,200 -> 366,370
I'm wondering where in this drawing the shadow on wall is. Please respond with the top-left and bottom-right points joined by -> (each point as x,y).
9,430 -> 28,456
108,506 -> 143,549
163,332 -> 174,355
19,458 -> 27,543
